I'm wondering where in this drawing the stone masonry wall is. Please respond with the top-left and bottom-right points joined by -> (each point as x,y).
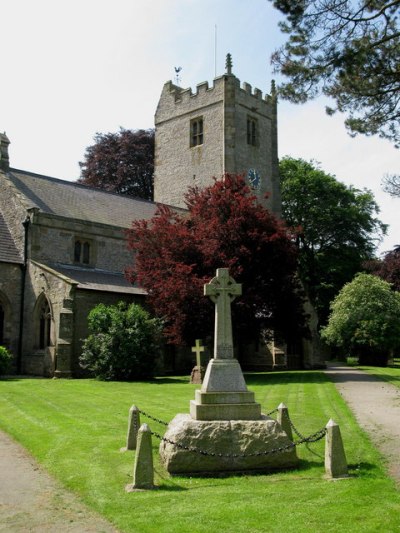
154,79 -> 225,208
228,80 -> 280,215
22,261 -> 76,376
0,263 -> 22,363
154,74 -> 280,216
29,212 -> 133,272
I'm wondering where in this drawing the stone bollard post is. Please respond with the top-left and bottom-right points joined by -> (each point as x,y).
129,423 -> 154,490
325,419 -> 348,479
121,405 -> 140,452
277,403 -> 293,442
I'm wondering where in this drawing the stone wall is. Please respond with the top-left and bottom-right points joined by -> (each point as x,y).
154,73 -> 280,216
154,79 -> 225,208
228,81 -> 280,215
29,212 -> 133,272
22,261 -> 76,376
0,263 -> 22,366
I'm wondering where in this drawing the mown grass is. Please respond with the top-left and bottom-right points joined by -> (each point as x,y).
346,357 -> 400,389
0,371 -> 399,532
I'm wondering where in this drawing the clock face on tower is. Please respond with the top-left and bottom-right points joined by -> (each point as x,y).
247,168 -> 261,190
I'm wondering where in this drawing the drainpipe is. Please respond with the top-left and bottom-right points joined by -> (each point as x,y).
17,215 -> 30,373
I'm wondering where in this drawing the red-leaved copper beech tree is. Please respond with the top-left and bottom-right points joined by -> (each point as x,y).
79,128 -> 154,201
126,174 -> 307,348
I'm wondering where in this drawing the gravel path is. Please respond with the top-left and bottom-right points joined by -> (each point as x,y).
0,431 -> 118,532
324,363 -> 400,484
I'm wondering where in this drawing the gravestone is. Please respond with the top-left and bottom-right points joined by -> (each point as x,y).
160,268 -> 298,474
190,339 -> 205,384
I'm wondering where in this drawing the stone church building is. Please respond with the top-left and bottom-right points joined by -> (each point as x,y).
0,57 -> 323,376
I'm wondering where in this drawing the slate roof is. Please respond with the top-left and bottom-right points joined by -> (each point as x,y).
0,211 -> 23,264
44,263 -> 146,295
7,168 -> 165,228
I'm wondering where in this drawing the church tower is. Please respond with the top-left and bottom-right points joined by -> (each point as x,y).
153,54 -> 281,215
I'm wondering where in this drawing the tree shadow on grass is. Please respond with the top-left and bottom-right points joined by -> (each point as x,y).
244,371 -> 332,387
152,377 -> 191,385
0,375 -> 45,382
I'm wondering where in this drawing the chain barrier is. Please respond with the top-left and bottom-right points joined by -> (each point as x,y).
150,427 -> 326,458
135,407 -> 326,458
137,409 -> 169,427
281,409 -> 307,440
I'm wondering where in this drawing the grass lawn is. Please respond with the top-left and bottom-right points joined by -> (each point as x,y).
347,357 -> 400,389
0,371 -> 399,532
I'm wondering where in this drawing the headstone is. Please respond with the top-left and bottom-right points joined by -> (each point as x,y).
126,423 -> 155,491
190,339 -> 205,384
325,419 -> 348,479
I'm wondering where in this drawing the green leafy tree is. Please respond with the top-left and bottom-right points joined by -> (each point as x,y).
269,0 -> 400,145
79,128 -> 154,200
321,273 -> 400,365
280,157 -> 387,325
80,302 -> 162,380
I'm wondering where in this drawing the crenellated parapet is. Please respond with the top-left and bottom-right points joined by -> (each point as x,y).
156,71 -> 276,126
154,54 -> 281,215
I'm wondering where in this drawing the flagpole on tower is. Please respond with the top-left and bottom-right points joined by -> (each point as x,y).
214,24 -> 217,77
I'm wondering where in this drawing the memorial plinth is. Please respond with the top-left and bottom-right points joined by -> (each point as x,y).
160,268 -> 298,474
190,269 -> 262,421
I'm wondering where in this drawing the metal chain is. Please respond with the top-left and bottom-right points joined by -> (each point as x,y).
282,409 -> 307,440
150,426 -> 326,458
138,409 -> 169,427
136,407 -> 326,458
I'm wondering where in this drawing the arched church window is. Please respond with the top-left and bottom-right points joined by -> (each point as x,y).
39,300 -> 51,349
0,304 -> 4,345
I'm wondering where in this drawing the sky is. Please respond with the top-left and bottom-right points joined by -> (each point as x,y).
2,0 -> 399,254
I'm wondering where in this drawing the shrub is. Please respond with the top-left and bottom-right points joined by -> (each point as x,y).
321,274 -> 400,366
0,346 -> 13,376
79,302 -> 163,380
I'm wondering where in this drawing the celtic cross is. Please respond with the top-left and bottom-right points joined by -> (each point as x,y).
204,268 -> 242,359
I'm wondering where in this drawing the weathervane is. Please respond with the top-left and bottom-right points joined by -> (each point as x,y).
174,66 -> 182,86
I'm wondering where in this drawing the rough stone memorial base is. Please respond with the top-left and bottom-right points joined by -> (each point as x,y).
160,414 -> 298,475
